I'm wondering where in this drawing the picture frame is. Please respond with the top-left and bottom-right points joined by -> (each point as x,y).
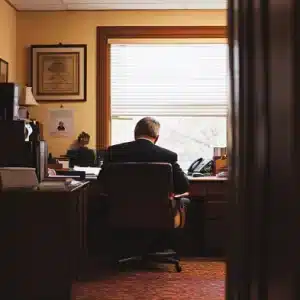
48,108 -> 75,137
0,58 -> 8,83
31,44 -> 87,102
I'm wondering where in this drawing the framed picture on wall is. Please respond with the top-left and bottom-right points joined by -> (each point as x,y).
48,108 -> 75,137
31,44 -> 87,102
0,58 -> 8,83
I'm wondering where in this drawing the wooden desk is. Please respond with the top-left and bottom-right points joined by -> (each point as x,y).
188,176 -> 227,197
0,181 -> 89,299
87,175 -> 228,258
184,176 -> 228,257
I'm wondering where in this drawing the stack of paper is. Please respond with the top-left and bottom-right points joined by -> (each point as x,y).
73,166 -> 101,176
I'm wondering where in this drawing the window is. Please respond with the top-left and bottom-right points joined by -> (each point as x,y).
110,43 -> 228,171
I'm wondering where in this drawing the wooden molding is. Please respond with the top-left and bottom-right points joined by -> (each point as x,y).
96,26 -> 227,149
4,0 -> 18,11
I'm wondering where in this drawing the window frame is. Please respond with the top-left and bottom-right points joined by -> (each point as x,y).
96,26 -> 227,149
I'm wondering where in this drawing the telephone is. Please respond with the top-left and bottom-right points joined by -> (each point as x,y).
187,158 -> 214,177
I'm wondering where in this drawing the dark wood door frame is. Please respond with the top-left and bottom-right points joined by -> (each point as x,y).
96,26 -> 227,149
227,0 -> 300,299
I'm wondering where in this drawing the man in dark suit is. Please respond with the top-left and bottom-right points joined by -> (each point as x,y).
99,117 -> 189,195
98,117 -> 189,255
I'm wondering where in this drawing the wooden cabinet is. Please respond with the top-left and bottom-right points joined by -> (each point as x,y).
203,202 -> 227,256
0,182 -> 89,299
188,178 -> 228,257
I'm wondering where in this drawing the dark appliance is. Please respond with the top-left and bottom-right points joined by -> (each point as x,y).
0,120 -> 48,182
0,83 -> 20,121
187,158 -> 214,177
187,148 -> 227,177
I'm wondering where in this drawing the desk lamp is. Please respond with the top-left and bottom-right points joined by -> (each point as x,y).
18,86 -> 39,119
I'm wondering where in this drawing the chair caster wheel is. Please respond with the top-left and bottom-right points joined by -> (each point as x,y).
175,263 -> 182,272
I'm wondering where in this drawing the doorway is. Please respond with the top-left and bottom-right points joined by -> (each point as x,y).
94,25 -> 228,300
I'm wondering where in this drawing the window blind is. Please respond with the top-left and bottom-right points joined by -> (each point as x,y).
111,44 -> 228,117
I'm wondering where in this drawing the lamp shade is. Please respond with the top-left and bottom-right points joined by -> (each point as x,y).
23,86 -> 38,106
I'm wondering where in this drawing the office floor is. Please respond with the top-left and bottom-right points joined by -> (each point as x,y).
72,259 -> 225,300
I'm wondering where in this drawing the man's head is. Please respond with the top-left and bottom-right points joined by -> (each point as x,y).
134,117 -> 160,144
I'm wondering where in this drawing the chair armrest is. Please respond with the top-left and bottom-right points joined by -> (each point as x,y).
171,193 -> 189,229
172,192 -> 189,209
174,192 -> 189,198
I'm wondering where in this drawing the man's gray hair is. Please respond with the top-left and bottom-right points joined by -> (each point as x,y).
134,117 -> 160,139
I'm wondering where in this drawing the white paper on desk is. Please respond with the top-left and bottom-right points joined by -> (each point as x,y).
68,180 -> 81,186
57,159 -> 69,169
73,166 -> 101,176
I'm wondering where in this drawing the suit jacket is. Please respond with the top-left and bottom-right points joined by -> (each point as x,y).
98,139 -> 189,194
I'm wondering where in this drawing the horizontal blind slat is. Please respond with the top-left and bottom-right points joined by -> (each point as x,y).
111,44 -> 228,116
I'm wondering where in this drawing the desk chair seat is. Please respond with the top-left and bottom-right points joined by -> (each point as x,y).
102,162 -> 188,272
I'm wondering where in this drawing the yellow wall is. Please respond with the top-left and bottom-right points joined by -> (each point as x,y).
16,10 -> 226,156
0,0 -> 16,81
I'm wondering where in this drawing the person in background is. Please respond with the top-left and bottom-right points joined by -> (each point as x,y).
67,131 -> 95,167
69,131 -> 90,150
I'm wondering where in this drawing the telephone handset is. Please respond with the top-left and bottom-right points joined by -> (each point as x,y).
187,157 -> 213,177
187,158 -> 204,174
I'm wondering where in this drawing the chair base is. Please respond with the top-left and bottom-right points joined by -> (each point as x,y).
116,251 -> 182,272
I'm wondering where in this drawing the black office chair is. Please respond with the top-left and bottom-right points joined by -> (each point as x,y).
102,162 -> 188,272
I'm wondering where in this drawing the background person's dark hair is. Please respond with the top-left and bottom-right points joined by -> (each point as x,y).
77,131 -> 90,142
134,117 -> 160,139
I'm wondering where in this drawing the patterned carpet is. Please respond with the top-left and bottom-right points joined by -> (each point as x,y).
72,259 -> 225,300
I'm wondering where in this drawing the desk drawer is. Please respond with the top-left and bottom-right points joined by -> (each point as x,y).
205,201 -> 227,219
204,219 -> 226,256
205,182 -> 228,195
189,180 -> 228,197
189,183 -> 207,197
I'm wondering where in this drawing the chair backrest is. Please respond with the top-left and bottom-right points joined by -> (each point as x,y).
104,162 -> 174,229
